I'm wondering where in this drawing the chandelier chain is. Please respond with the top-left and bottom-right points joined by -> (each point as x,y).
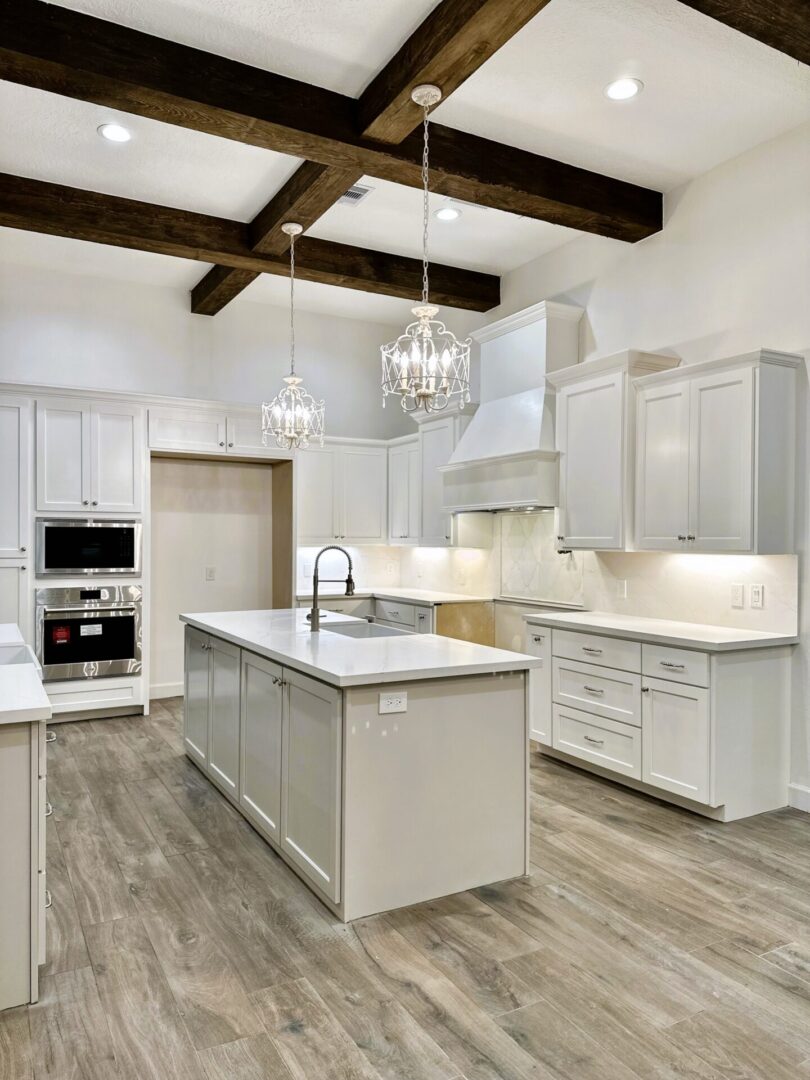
421,104 -> 430,306
289,232 -> 296,376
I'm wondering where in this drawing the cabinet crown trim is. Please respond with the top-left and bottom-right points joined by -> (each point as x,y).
472,301 -> 583,343
633,349 -> 803,389
546,351 -> 679,389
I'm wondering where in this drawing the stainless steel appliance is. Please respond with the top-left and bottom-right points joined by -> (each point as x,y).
36,586 -> 143,682
36,519 -> 142,576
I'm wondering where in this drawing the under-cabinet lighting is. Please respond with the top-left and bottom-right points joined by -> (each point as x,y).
604,78 -> 643,101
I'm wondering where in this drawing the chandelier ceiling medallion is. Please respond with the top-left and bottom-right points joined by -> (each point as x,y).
380,85 -> 471,414
262,222 -> 325,449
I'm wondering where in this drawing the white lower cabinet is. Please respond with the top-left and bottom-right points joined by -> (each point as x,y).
183,626 -> 342,904
280,668 -> 342,903
641,677 -> 710,804
240,652 -> 283,841
0,561 -> 31,643
526,622 -> 792,820
208,637 -> 241,795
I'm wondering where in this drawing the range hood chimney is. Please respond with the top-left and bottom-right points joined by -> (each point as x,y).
440,300 -> 582,512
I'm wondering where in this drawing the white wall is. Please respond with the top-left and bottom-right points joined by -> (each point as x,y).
0,260 -> 413,439
149,457 -> 275,696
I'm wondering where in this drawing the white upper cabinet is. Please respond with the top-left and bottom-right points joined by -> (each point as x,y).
149,407 -> 226,454
388,438 -> 420,545
0,396 -> 32,558
635,351 -> 799,554
225,412 -> 279,457
36,399 -> 144,514
296,441 -> 387,546
419,416 -> 456,546
549,352 -> 680,551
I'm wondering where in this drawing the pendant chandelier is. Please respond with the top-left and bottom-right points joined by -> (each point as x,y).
381,85 -> 471,414
262,222 -> 325,449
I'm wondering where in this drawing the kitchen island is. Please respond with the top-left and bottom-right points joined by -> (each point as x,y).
180,608 -> 538,921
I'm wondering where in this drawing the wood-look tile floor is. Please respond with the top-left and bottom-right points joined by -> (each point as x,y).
3,699 -> 810,1080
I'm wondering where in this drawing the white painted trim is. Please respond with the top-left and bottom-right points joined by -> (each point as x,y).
150,681 -> 184,700
386,433 -> 419,448
438,448 -> 558,472
409,400 -> 477,425
633,349 -> 803,390
788,783 -> 810,813
545,350 -> 679,388
471,300 -> 583,343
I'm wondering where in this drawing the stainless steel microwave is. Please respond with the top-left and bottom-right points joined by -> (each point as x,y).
36,519 -> 142,576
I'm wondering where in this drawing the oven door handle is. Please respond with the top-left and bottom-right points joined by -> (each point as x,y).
42,606 -> 138,617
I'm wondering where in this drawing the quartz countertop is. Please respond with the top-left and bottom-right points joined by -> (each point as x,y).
523,610 -> 798,652
295,587 -> 493,606
182,608 -> 537,688
0,638 -> 52,725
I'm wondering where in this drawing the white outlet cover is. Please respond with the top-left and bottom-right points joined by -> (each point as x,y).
379,691 -> 407,714
205,566 -> 216,582
731,583 -> 745,609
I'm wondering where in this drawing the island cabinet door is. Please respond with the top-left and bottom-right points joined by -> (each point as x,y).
184,626 -> 210,766
280,668 -> 342,903
208,637 -> 241,796
240,652 -> 283,841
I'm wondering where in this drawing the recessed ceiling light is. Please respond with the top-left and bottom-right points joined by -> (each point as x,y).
97,123 -> 132,143
604,78 -> 644,101
435,205 -> 461,222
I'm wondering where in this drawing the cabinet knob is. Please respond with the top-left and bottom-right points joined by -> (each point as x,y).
677,534 -> 687,541
20,565 -> 26,571
20,546 -> 26,553
641,686 -> 650,693
228,442 -> 234,448
83,500 -> 89,506
687,534 -> 696,541
557,535 -> 565,542
219,441 -> 225,447
92,500 -> 98,506
532,635 -> 544,643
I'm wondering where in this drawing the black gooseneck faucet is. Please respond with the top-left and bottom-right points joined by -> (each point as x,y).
308,546 -> 355,632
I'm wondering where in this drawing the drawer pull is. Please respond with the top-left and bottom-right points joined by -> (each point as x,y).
45,801 -> 54,818
532,635 -> 545,643
583,735 -> 604,746
45,730 -> 57,744
660,661 -> 685,670
44,889 -> 53,910
581,646 -> 602,655
583,685 -> 605,695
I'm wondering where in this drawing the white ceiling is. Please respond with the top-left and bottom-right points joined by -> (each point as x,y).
2,0 -> 809,315
434,0 -> 810,191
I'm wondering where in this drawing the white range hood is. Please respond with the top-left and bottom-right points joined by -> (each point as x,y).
440,300 -> 582,512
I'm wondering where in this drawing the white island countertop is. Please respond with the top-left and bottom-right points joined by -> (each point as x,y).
523,610 -> 798,651
296,587 -> 493,606
182,608 -> 538,687
0,628 -> 52,725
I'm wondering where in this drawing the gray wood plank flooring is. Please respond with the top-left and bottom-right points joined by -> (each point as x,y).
12,701 -> 810,1080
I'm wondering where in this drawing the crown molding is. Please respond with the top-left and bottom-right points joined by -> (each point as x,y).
471,300 -> 583,344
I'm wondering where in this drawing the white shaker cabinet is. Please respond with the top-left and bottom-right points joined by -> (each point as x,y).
548,352 -> 680,551
641,677 -> 710,803
36,399 -> 144,513
0,396 -> 32,559
419,416 -> 456,546
183,625 -> 210,766
296,440 -> 387,546
635,351 -> 799,554
208,637 -> 241,796
149,407 -> 226,455
240,652 -> 283,842
280,668 -> 342,903
0,562 -> 32,643
388,437 -> 420,544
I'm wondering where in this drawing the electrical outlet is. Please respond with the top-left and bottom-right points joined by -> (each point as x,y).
205,566 -> 216,582
379,691 -> 407,714
616,579 -> 628,600
750,584 -> 764,609
731,583 -> 745,609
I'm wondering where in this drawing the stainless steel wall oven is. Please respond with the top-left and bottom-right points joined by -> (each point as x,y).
36,586 -> 143,682
36,519 -> 142,576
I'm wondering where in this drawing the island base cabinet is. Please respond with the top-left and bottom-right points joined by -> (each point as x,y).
240,652 -> 283,842
183,626 -> 210,766
208,638 -> 241,796
342,672 -> 527,922
641,678 -> 711,805
525,629 -> 551,746
280,669 -> 342,904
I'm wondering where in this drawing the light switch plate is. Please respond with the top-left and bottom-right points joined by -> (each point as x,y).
750,584 -> 764,609
616,579 -> 628,599
205,566 -> 216,582
731,583 -> 745,609
379,691 -> 407,714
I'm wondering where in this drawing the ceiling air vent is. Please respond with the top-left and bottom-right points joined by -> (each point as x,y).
338,182 -> 374,207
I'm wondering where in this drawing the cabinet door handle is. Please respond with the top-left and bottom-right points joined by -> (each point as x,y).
583,735 -> 604,746
557,535 -> 565,542
532,635 -> 545,643
583,685 -> 605,695
44,889 -> 53,910
45,730 -> 57,743
271,675 -> 283,686
581,646 -> 602,655
677,534 -> 687,541
45,801 -> 54,818
641,686 -> 650,693
687,534 -> 696,541
660,661 -> 685,670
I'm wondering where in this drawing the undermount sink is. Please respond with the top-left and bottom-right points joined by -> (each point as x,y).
321,622 -> 410,639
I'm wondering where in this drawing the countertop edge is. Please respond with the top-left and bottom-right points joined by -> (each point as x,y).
523,613 -> 797,652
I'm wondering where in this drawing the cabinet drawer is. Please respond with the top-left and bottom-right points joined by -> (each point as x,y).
552,657 -> 641,727
552,629 -> 640,672
642,643 -> 709,687
553,704 -> 641,779
375,599 -> 418,627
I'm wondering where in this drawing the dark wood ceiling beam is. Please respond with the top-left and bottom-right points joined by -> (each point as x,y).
0,173 -> 499,312
359,0 -> 554,142
677,1 -> 810,66
0,0 -> 662,241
